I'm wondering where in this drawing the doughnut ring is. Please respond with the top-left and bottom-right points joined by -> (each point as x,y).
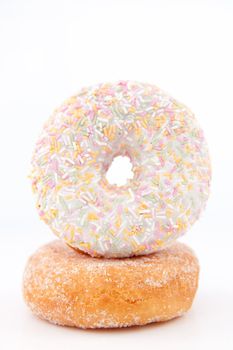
31,81 -> 211,257
23,240 -> 199,329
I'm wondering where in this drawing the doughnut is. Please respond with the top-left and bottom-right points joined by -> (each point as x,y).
23,240 -> 199,329
31,81 -> 211,257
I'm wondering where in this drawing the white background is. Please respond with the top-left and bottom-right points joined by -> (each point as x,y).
0,0 -> 233,349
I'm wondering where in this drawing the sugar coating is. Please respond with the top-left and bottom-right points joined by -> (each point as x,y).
31,81 -> 211,257
23,240 -> 199,329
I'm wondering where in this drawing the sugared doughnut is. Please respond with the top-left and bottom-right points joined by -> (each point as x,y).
23,240 -> 199,329
31,81 -> 211,257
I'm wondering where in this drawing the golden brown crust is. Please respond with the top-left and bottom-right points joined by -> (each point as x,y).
23,240 -> 199,328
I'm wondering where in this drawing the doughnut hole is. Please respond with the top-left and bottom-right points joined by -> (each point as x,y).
106,155 -> 134,187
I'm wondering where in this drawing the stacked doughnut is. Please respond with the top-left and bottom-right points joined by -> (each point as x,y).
23,81 -> 211,328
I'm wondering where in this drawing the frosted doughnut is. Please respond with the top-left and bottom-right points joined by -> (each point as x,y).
23,240 -> 199,329
31,81 -> 211,258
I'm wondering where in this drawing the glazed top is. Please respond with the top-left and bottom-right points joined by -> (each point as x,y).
31,81 -> 211,257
